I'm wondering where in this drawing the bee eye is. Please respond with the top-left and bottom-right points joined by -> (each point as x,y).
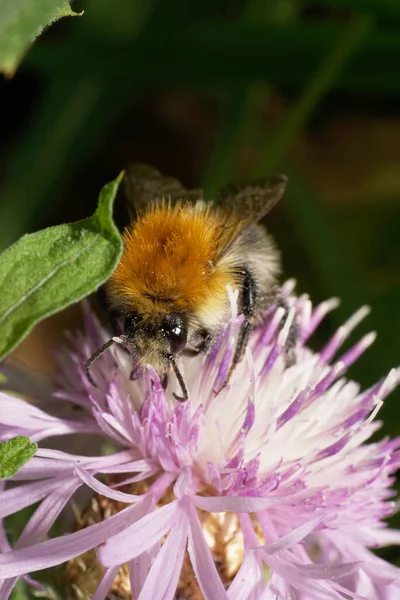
124,313 -> 141,338
160,313 -> 187,354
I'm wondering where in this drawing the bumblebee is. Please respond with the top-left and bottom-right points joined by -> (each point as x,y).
85,164 -> 291,400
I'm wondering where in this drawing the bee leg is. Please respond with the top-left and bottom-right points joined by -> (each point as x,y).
223,267 -> 256,387
167,354 -> 189,402
85,336 -> 126,387
276,297 -> 298,367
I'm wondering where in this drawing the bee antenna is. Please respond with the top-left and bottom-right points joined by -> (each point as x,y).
85,337 -> 121,387
167,354 -> 189,402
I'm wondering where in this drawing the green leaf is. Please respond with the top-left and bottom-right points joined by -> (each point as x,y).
0,436 -> 37,479
0,0 -> 82,76
0,173 -> 123,361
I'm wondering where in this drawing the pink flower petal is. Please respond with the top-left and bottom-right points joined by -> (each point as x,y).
228,514 -> 266,599
0,497 -> 151,578
129,551 -> 154,599
83,449 -> 143,470
138,506 -> 189,600
100,500 -> 179,567
173,466 -> 192,498
96,458 -> 154,474
372,528 -> 400,547
294,560 -> 362,580
0,578 -> 16,600
193,494 -> 285,513
75,466 -> 143,503
110,470 -> 157,488
265,552 -> 361,599
187,504 -> 228,599
11,449 -> 139,481
93,409 -> 133,445
18,478 -> 80,547
261,516 -> 322,556
228,552 -> 265,600
0,394 -> 58,427
0,393 -> 96,440
11,457 -> 78,480
93,566 -> 119,600
0,477 -> 72,518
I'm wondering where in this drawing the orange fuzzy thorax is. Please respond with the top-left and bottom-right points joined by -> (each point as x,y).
108,202 -> 238,322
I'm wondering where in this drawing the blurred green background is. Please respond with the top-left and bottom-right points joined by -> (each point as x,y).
1,1 -> 400,449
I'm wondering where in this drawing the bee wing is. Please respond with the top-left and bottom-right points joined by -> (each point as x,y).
123,163 -> 203,217
216,175 -> 288,223
215,175 -> 288,259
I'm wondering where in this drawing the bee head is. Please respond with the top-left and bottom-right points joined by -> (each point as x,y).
159,313 -> 188,355
121,310 -> 189,400
124,311 -> 188,356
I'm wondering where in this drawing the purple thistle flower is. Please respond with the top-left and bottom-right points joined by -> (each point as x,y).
1,281 -> 400,599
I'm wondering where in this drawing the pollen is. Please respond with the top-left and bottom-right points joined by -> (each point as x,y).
108,201 -> 238,319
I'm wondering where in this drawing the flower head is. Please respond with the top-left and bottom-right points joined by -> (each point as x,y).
1,282 -> 400,599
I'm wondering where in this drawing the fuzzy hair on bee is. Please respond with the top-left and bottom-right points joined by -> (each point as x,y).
85,164 -> 293,400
